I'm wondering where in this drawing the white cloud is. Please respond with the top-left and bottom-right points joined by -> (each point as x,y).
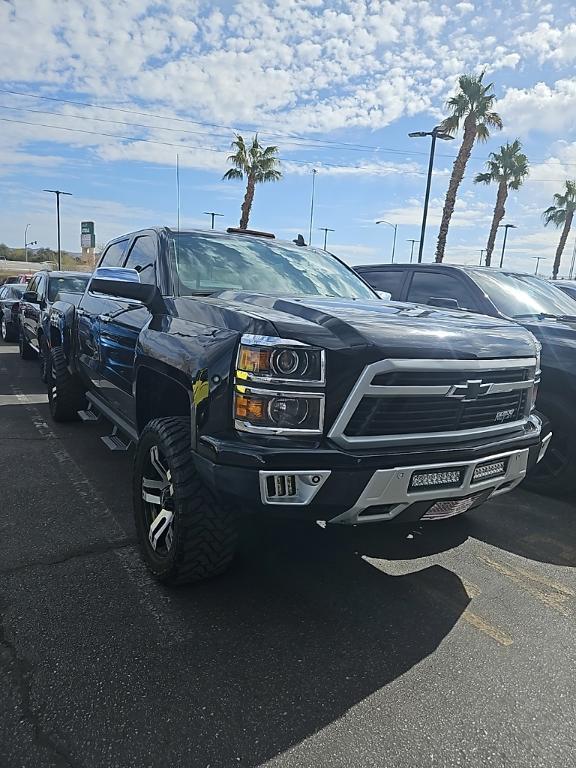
517,22 -> 576,66
499,79 -> 576,136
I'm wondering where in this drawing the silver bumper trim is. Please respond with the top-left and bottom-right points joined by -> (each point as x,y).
328,447 -> 532,525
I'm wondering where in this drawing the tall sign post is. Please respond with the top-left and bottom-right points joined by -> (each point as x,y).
81,221 -> 96,266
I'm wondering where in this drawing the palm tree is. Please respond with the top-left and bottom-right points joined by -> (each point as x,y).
222,134 -> 282,229
435,72 -> 503,263
543,180 -> 576,280
474,140 -> 529,266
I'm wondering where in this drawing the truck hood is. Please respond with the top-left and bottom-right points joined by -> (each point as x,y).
202,293 -> 538,360
518,317 -> 576,374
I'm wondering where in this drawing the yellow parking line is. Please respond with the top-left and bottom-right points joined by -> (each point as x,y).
462,610 -> 513,647
476,553 -> 573,618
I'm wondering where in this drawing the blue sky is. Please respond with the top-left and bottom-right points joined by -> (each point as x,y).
1,0 -> 576,275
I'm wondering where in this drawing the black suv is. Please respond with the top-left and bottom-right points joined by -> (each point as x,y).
46,229 -> 548,584
19,270 -> 91,379
355,262 -> 576,493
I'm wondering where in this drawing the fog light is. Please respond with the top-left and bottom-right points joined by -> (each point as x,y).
410,469 -> 463,489
472,459 -> 506,483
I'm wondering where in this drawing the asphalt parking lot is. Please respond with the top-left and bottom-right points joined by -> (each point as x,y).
1,342 -> 576,768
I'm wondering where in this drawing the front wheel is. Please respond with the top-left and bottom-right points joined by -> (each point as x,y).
19,330 -> 37,359
0,315 -> 15,343
47,346 -> 87,421
133,417 -> 239,585
523,402 -> 576,495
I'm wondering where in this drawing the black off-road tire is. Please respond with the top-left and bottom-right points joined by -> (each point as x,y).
39,336 -> 50,383
523,400 -> 576,495
133,417 -> 239,585
19,330 -> 37,359
47,346 -> 87,422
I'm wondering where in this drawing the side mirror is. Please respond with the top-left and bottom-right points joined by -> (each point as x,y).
22,291 -> 38,303
90,267 -> 165,314
376,291 -> 392,301
427,296 -> 460,310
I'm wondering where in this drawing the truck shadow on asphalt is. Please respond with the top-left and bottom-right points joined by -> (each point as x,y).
463,487 -> 576,567
155,522 -> 470,767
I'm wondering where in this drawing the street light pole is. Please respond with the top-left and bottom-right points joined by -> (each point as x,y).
407,239 -> 420,263
44,189 -> 72,270
24,224 -> 30,263
376,220 -> 398,263
203,212 -> 224,230
408,127 -> 454,263
308,169 -> 317,246
532,256 -> 548,276
498,223 -> 517,268
318,227 -> 335,251
479,249 -> 485,266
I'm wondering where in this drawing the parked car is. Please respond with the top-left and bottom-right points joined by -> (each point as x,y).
0,283 -> 26,342
355,263 -> 575,493
46,228 -> 549,585
552,280 -> 576,301
19,270 -> 91,380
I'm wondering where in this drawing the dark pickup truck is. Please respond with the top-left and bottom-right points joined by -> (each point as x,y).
355,263 -> 575,493
46,228 -> 550,585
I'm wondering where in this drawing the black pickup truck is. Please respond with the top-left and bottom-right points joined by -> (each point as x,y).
355,263 -> 575,493
46,228 -> 549,584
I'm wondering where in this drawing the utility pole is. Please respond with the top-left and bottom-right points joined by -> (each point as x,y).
569,237 -> 576,280
407,239 -> 420,263
408,127 -> 454,263
318,227 -> 334,251
308,169 -> 317,246
376,220 -> 398,262
24,224 -> 36,262
204,212 -> 224,230
532,256 -> 548,275
43,189 -> 72,270
479,249 -> 485,265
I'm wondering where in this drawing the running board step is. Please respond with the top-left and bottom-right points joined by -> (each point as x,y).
101,427 -> 132,452
78,408 -> 100,422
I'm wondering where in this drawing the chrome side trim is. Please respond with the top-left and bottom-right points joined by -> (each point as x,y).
328,357 -> 536,450
328,447 -> 532,525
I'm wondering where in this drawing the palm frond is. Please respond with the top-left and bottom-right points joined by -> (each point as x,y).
222,168 -> 244,181
475,123 -> 490,143
543,206 -> 566,228
474,172 -> 492,185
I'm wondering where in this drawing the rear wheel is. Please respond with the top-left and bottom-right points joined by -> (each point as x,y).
524,401 -> 576,495
0,315 -> 10,342
47,346 -> 87,421
133,417 -> 238,585
19,330 -> 37,359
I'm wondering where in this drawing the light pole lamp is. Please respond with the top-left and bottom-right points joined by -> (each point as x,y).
203,211 -> 224,230
43,189 -> 72,270
498,223 -> 517,268
376,219 -> 398,263
318,227 -> 335,251
407,239 -> 420,263
532,256 -> 548,276
408,127 -> 454,263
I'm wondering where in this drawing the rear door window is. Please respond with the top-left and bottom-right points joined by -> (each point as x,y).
406,271 -> 478,311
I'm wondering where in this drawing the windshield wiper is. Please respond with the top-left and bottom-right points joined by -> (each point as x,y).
513,312 -> 576,321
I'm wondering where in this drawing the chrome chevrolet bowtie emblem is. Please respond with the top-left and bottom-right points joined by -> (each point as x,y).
446,379 -> 492,401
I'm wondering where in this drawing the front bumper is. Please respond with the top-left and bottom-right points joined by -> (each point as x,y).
195,414 -> 551,525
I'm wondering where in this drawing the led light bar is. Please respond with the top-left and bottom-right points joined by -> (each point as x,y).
410,469 -> 464,490
472,459 -> 507,483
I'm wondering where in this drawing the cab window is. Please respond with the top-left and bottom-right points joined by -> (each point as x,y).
100,239 -> 129,268
406,271 -> 477,310
123,235 -> 157,285
360,269 -> 406,299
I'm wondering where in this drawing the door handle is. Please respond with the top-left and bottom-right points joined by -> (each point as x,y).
98,314 -> 111,323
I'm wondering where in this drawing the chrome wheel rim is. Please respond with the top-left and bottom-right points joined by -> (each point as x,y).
0,318 -> 6,339
142,444 -> 175,556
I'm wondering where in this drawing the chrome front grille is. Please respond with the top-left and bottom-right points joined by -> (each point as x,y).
328,358 -> 537,449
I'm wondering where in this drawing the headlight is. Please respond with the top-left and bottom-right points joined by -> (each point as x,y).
236,334 -> 324,384
234,335 -> 325,434
234,387 -> 324,434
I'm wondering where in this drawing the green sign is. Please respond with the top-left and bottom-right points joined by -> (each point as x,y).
81,221 -> 95,248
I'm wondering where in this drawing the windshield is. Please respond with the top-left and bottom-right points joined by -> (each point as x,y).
8,285 -> 26,298
48,275 -> 90,302
171,233 -> 376,300
469,270 -> 576,319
